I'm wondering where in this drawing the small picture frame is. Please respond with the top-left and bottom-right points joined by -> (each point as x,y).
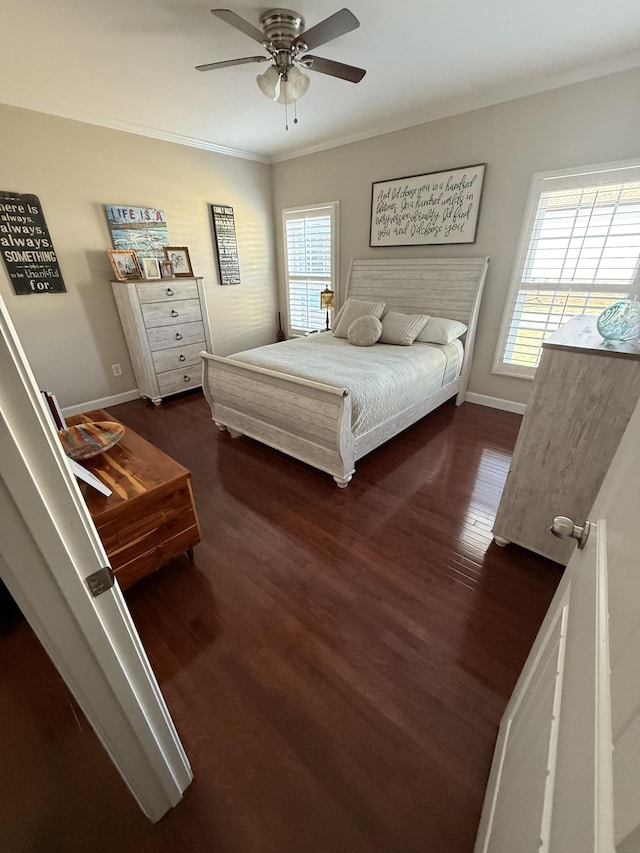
108,249 -> 141,281
141,257 -> 161,280
163,246 -> 193,278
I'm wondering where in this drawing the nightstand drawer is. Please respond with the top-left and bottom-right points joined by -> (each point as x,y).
152,342 -> 204,373
147,321 -> 205,351
157,366 -> 201,395
141,298 -> 202,328
136,280 -> 198,303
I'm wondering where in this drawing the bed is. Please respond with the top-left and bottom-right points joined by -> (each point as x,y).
201,257 -> 489,487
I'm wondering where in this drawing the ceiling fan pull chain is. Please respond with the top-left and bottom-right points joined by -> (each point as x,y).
285,92 -> 289,131
294,99 -> 299,125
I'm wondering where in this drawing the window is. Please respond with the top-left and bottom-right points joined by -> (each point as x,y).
495,161 -> 640,378
282,202 -> 339,335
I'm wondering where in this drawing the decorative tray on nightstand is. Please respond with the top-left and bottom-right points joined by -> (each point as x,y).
58,421 -> 125,461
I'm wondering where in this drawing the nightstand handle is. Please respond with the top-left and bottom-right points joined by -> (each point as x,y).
171,309 -> 179,317
166,288 -> 174,296
183,374 -> 191,382
179,354 -> 186,362
175,332 -> 183,340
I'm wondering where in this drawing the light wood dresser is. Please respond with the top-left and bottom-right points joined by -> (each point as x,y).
111,276 -> 212,405
493,315 -> 640,565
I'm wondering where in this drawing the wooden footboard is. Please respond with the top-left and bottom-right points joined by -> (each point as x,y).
200,352 -> 356,487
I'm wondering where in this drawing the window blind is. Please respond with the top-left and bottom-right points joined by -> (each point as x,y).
283,205 -> 336,333
497,166 -> 640,376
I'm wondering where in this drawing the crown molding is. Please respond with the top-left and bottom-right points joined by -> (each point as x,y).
0,96 -> 269,163
268,50 -> 640,163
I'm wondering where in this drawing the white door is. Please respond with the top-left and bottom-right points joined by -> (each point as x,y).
0,296 -> 192,821
475,396 -> 640,852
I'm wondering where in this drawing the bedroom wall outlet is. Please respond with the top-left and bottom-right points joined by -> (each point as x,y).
111,363 -> 122,377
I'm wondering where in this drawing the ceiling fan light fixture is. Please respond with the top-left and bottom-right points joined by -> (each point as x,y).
256,65 -> 279,100
276,80 -> 292,105
277,68 -> 310,104
287,66 -> 310,99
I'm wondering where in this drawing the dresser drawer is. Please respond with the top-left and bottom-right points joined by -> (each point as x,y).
141,298 -> 202,328
146,320 -> 205,352
152,342 -> 204,373
157,365 -> 202,395
136,280 -> 198,303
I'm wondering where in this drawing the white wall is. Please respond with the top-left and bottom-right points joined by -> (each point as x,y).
0,104 -> 278,409
271,68 -> 640,405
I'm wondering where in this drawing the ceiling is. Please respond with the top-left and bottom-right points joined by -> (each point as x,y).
3,1 -> 639,163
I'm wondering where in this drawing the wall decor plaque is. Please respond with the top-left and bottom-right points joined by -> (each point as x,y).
210,204 -> 241,285
370,163 -> 486,247
104,204 -> 169,260
0,191 -> 66,295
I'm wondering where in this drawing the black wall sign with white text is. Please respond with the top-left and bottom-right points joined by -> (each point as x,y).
210,204 -> 241,286
0,191 -> 67,295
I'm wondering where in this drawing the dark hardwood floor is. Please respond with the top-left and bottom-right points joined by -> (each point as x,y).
0,391 -> 562,852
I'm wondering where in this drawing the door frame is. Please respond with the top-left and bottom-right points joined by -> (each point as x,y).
0,295 -> 192,821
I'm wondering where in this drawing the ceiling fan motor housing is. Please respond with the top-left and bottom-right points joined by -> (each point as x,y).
259,9 -> 306,48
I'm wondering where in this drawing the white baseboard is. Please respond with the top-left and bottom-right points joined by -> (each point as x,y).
464,392 -> 526,416
62,389 -> 141,417
62,388 -> 522,418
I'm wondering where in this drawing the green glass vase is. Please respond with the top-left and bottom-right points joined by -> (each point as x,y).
596,300 -> 640,342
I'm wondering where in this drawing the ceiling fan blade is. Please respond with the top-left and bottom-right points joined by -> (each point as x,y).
303,55 -> 366,83
196,55 -> 269,72
211,9 -> 266,44
294,8 -> 360,51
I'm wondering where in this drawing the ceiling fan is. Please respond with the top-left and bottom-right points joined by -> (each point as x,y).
196,8 -> 366,125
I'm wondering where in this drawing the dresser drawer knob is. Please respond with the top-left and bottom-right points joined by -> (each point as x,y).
183,374 -> 191,382
175,332 -> 183,340
166,288 -> 174,296
179,354 -> 186,362
171,309 -> 179,317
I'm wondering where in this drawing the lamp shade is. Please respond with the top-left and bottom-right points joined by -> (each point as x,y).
256,65 -> 279,100
277,67 -> 310,104
320,288 -> 334,309
288,66 -> 310,99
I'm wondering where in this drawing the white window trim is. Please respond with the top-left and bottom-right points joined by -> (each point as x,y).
282,201 -> 340,337
493,158 -> 640,380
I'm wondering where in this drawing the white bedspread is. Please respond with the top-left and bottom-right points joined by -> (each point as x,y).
229,333 -> 463,438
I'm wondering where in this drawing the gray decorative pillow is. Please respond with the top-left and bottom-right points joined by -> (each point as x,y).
379,312 -> 429,346
347,315 -> 382,347
332,298 -> 385,338
417,316 -> 468,344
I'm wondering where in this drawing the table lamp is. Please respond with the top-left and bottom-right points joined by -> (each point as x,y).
320,287 -> 335,331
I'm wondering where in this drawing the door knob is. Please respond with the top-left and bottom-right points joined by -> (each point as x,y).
550,516 -> 591,549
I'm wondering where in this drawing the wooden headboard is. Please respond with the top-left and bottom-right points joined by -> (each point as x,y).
345,256 -> 490,404
345,257 -> 489,326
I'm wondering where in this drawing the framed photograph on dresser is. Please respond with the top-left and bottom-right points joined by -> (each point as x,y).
141,257 -> 161,279
163,246 -> 193,277
108,249 -> 142,281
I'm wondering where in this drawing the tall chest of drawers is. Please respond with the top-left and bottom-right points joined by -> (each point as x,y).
111,277 -> 212,405
492,315 -> 640,565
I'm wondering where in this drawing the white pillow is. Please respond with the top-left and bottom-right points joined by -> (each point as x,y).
332,298 -> 385,338
417,316 -> 468,344
379,312 -> 429,346
347,315 -> 382,346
